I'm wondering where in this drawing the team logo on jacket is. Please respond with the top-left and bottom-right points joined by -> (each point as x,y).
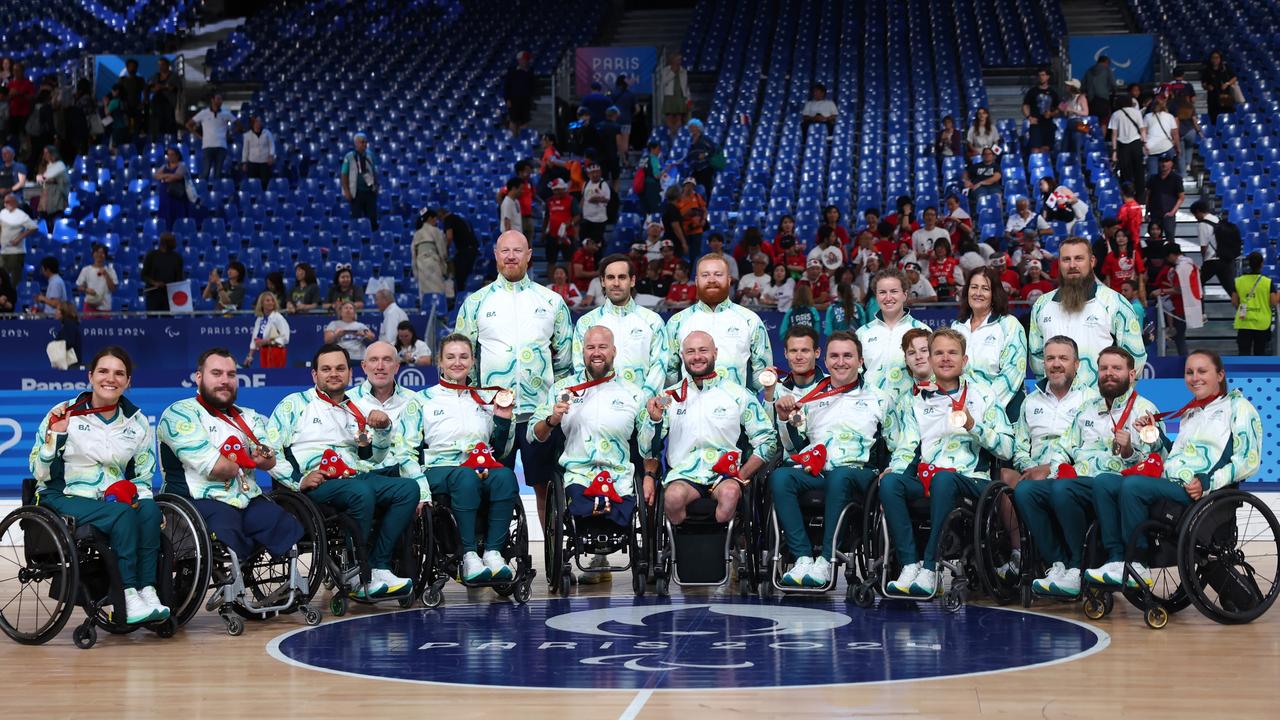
269,597 -> 1107,688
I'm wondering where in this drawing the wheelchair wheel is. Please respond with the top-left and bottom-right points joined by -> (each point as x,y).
0,507 -> 79,645
271,490 -> 328,606
544,479 -> 565,594
973,481 -> 1019,605
1122,519 -> 1190,615
1177,490 -> 1280,625
629,489 -> 649,596
156,495 -> 212,627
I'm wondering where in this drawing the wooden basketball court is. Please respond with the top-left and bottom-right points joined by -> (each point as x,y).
2,530 -> 1276,720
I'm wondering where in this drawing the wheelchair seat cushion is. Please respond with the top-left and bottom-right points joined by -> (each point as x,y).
799,489 -> 826,512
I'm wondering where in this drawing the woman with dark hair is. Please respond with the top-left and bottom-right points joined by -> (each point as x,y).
937,115 -> 962,157
54,300 -> 81,365
1102,227 -> 1146,302
928,238 -> 961,300
952,266 -> 1028,420
818,204 -> 851,249
326,264 -> 364,312
773,214 -> 798,249
395,320 -> 433,366
287,262 -> 320,313
152,146 -> 191,231
1202,50 -> 1240,124
825,279 -> 864,334
28,346 -> 169,625
265,271 -> 287,309
965,107 -> 1000,157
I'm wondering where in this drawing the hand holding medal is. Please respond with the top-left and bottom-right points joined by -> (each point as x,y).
1134,413 -> 1160,445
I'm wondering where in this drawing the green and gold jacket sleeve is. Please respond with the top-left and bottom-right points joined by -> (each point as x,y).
741,390 -> 778,464
889,396 -> 922,473
1209,393 -> 1263,491
265,394 -> 302,488
1027,294 -> 1048,379
395,398 -> 431,502
745,319 -> 774,393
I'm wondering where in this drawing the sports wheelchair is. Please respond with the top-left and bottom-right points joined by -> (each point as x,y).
420,490 -> 536,606
272,483 -> 431,617
0,479 -> 207,649
756,476 -> 870,599
543,473 -> 649,596
1080,485 -> 1280,629
650,477 -> 758,597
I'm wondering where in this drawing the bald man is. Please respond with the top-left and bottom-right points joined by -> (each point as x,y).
643,331 -> 777,525
456,230 -> 573,524
351,341 -> 421,481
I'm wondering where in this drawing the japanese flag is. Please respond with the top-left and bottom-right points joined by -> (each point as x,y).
167,280 -> 194,314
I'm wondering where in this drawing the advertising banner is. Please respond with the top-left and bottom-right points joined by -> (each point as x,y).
1069,35 -> 1155,85
574,46 -> 657,96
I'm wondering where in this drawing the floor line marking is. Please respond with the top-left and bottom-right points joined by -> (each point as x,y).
618,688 -> 654,720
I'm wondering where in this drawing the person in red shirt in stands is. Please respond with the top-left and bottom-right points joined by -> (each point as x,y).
6,62 -> 35,143
628,242 -> 648,278
571,235 -> 598,293
544,178 -> 576,274
817,205 -> 852,250
732,226 -> 777,269
798,258 -> 833,312
658,240 -> 683,279
774,214 -> 798,248
548,264 -> 581,309
1102,227 -> 1147,302
1018,259 -> 1056,303
990,253 -> 1023,297
927,238 -> 962,300
883,195 -> 918,233
1116,182 -> 1143,249
779,236 -> 807,279
664,261 -> 696,309
941,194 -> 975,247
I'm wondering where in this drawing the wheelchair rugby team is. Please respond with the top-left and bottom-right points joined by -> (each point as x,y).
3,232 -> 1277,648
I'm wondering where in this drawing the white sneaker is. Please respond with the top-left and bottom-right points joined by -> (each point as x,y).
118,588 -> 155,624
1032,562 -> 1067,594
1086,561 -> 1125,586
806,557 -> 832,587
996,549 -> 1022,582
138,586 -> 170,620
462,551 -> 490,582
888,562 -> 922,595
910,568 -> 938,597
580,554 -> 612,585
482,550 -> 514,581
783,556 -> 814,587
370,568 -> 413,596
1125,562 -> 1154,589
1051,567 -> 1081,596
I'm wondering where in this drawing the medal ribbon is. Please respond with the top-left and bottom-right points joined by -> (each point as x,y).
438,379 -> 505,405
1107,392 -> 1139,434
796,377 -> 860,406
315,389 -> 367,435
564,373 -> 615,397
937,382 -> 968,413
1154,392 -> 1224,422
53,395 -> 118,422
665,371 -> 716,403
196,393 -> 264,447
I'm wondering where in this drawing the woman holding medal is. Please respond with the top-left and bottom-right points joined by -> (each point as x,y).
398,334 -> 518,582
1091,350 -> 1262,588
27,346 -> 168,625
245,291 -> 290,368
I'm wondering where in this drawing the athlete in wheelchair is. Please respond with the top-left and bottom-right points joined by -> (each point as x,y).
0,347 -> 205,648
532,326 -> 650,595
763,331 -> 890,596
158,348 -> 323,635
265,343 -> 423,616
642,331 -> 777,595
399,333 -> 534,606
861,329 -> 1014,609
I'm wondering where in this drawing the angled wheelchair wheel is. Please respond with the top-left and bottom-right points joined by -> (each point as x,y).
973,481 -> 1019,605
544,479 -> 565,594
271,490 -> 328,605
1177,490 -> 1280,625
0,507 -> 79,645
629,495 -> 648,597
156,495 -> 212,627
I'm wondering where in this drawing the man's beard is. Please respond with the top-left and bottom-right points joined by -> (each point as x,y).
587,361 -> 613,379
697,282 -> 730,306
1057,272 -> 1094,313
199,384 -> 236,409
1100,378 -> 1130,403
685,360 -> 716,379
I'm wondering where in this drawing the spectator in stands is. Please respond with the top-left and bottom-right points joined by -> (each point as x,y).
548,264 -> 581,309
675,177 -> 707,262
581,163 -> 610,245
118,59 -> 145,136
147,58 -> 181,138
956,237 -> 987,277
153,146 -> 192,231
1011,232 -> 1055,277
1120,278 -> 1146,331
779,282 -> 820,337
638,140 -> 663,214
265,271 -> 287,309
809,226 -> 845,272
683,119 -> 718,196
658,184 -> 687,257
658,240 -> 684,279
733,226 -> 776,271
0,267 -> 14,313
965,107 -> 1000,158
340,132 -> 379,231
1116,182 -> 1142,245
640,216 -> 665,263
286,262 -> 320,314
1232,252 -> 1278,355
246,291 -> 289,368
801,83 -> 838,139
1019,259 -> 1055,302
499,177 -> 523,233
856,254 -> 882,304
636,259 -> 670,301
571,235 -> 599,292
325,301 -> 375,360
928,239 -> 962,300
509,160 -> 537,238
241,116 -> 275,190
76,243 -> 117,315
595,105 -> 622,182
815,205 -> 848,249
911,206 -> 950,261
779,236 -> 807,279
545,178 -> 576,274
761,263 -> 795,311
63,79 -> 93,166
1041,183 -> 1090,234
203,260 -> 246,312
326,265 -> 362,311
826,280 -> 863,335
1,146 -> 26,195
1142,220 -> 1170,278
412,208 -> 450,301
52,300 -> 80,364
1082,55 -> 1116,129
187,94 -> 236,180
611,76 -> 637,162
375,288 -> 408,345
1191,200 -> 1235,294
6,63 -> 34,145
1109,96 -> 1146,199
1154,243 -> 1197,355
0,192 -> 35,282
1145,155 -> 1184,243
581,82 -> 611,125
35,145 -> 68,227
903,262 -> 937,305
964,147 -> 1002,212
665,261 -> 696,310
941,194 -> 975,246
31,256 -> 66,315
738,253 -> 771,309
1201,50 -> 1239,124
0,57 -> 10,86
568,106 -> 597,157
884,196 -> 917,231
850,230 -> 878,270
394,320 -> 433,366
503,51 -> 535,134
1061,79 -> 1090,155
800,257 -> 833,311
104,84 -> 129,149
438,207 -> 477,296
141,232 -> 183,312
1006,196 -> 1050,244
1160,67 -> 1200,176
1102,228 -> 1147,304
1143,97 -> 1179,178
936,115 -> 962,158
706,234 -> 737,280
657,52 -> 692,132
1022,67 -> 1060,154
990,252 -> 1021,297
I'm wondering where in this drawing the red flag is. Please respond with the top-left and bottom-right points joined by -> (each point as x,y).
318,448 -> 357,479
790,444 -> 828,476
1121,452 -> 1165,478
461,442 -> 503,471
584,470 -> 623,503
219,435 -> 257,470
1057,463 -> 1078,479
712,451 -> 741,479
104,479 -> 139,506
917,463 -> 955,497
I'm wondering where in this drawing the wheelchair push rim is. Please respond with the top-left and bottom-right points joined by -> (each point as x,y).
0,506 -> 79,645
1177,490 -> 1280,625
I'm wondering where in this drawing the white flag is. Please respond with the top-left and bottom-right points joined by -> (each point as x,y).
167,280 -> 194,314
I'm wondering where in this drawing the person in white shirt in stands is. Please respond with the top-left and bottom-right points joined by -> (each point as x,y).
246,291 -> 290,368
375,288 -> 409,346
1109,96 -> 1147,199
1143,97 -> 1180,178
185,93 -> 237,181
393,320 -> 433,366
76,242 -> 118,315
737,252 -> 771,309
580,163 -> 610,245
911,206 -> 951,268
1006,196 -> 1051,245
801,83 -> 838,139
240,116 -> 275,190
0,191 -> 37,283
903,262 -> 937,304
499,177 -> 523,233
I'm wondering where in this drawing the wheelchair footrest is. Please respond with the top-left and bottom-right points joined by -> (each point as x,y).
673,526 -> 728,584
